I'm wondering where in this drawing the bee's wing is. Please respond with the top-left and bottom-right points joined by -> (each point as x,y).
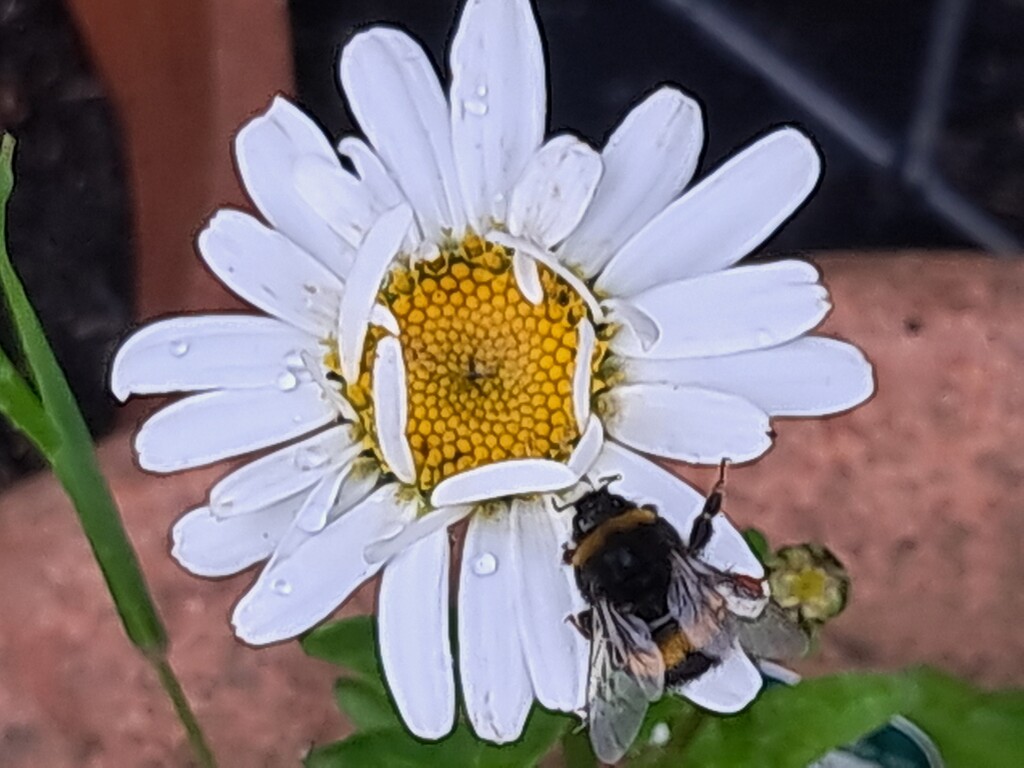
587,601 -> 664,764
730,602 -> 810,661
666,551 -> 733,653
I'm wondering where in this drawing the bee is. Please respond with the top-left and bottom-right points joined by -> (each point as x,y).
564,465 -> 808,763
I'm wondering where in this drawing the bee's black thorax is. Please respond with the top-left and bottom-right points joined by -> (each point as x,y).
573,507 -> 685,624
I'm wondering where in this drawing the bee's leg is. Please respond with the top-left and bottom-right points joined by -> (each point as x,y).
689,459 -> 729,553
562,544 -> 576,565
567,609 -> 593,639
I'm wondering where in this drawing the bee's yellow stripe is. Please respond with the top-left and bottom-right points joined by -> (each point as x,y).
571,507 -> 658,568
656,627 -> 694,669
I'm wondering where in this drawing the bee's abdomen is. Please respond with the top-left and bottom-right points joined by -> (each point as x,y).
655,625 -> 717,686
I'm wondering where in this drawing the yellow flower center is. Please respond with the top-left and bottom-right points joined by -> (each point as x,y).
341,233 -> 611,491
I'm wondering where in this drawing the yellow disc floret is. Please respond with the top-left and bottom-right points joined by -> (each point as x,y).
341,233 -> 605,492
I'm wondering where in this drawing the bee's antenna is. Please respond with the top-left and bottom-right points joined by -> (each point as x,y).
550,496 -> 575,512
596,473 -> 622,490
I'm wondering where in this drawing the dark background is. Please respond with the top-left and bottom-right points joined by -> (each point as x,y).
1,0 -> 1023,483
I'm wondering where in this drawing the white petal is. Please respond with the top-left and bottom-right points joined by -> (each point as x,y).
563,87 -> 703,276
676,642 -> 762,713
450,0 -> 545,227
233,484 -> 415,644
572,319 -> 595,431
378,528 -> 456,739
171,497 -> 301,577
512,251 -> 543,305
209,425 -> 358,517
567,415 -> 604,477
485,231 -> 605,322
459,510 -> 532,742
597,128 -> 822,296
235,97 -> 356,274
364,504 -> 472,564
199,209 -> 343,336
294,470 -> 349,533
512,497 -> 587,711
339,204 -> 414,381
431,458 -> 578,508
336,137 -> 405,213
372,336 -> 416,484
111,316 -> 313,401
623,337 -> 875,417
135,384 -> 336,473
293,155 -> 379,250
508,136 -> 603,248
340,29 -> 464,239
587,442 -> 763,577
603,383 -> 772,464
608,261 -> 830,359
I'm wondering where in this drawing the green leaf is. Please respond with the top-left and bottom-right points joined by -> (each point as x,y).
681,673 -> 910,768
901,667 -> 1024,768
302,616 -> 379,677
476,707 -> 571,768
334,677 -> 401,732
559,727 -> 598,768
741,527 -> 771,562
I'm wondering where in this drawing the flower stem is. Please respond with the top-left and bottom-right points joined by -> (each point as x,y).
153,657 -> 218,768
0,133 -> 217,766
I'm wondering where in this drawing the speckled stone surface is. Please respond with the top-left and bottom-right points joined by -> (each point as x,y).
0,254 -> 1021,766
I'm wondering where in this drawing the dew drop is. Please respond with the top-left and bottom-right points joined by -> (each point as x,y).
755,329 -> 773,347
463,99 -> 488,117
277,371 -> 299,391
476,84 -> 488,97
378,522 -> 405,541
649,722 -> 671,747
271,578 -> 293,596
473,552 -> 498,576
295,446 -> 329,470
211,497 -> 234,516
169,340 -> 189,357
284,352 -> 305,370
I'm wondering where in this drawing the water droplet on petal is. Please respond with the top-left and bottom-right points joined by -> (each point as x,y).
277,371 -> 298,391
755,329 -> 774,347
211,497 -> 234,515
473,552 -> 497,576
271,578 -> 292,596
169,340 -> 189,357
295,446 -> 329,471
463,99 -> 488,117
493,192 -> 506,205
284,352 -> 305,370
378,522 -> 405,541
476,84 -> 488,97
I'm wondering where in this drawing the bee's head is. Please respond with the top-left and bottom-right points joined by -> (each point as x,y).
571,487 -> 633,541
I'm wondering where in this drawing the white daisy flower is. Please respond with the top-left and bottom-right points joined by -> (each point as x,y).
111,0 -> 873,745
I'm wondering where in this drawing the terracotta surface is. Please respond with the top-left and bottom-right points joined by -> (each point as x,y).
65,0 -> 293,317
0,253 -> 1022,766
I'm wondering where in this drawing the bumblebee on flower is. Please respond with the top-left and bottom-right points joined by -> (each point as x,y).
111,0 -> 872,747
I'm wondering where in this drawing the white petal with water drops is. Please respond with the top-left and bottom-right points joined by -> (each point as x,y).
135,383 -> 336,473
364,504 -> 472,565
209,425 -> 358,518
450,0 -> 545,227
338,204 -> 414,381
198,210 -> 343,336
597,127 -> 821,296
293,154 -> 378,250
378,528 -> 456,739
459,509 -> 532,742
111,315 -> 313,401
564,86 -> 703,276
512,497 -> 587,712
233,484 -> 416,645
609,261 -> 830,360
336,137 -> 405,214
340,28 -> 465,239
293,470 -> 349,534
